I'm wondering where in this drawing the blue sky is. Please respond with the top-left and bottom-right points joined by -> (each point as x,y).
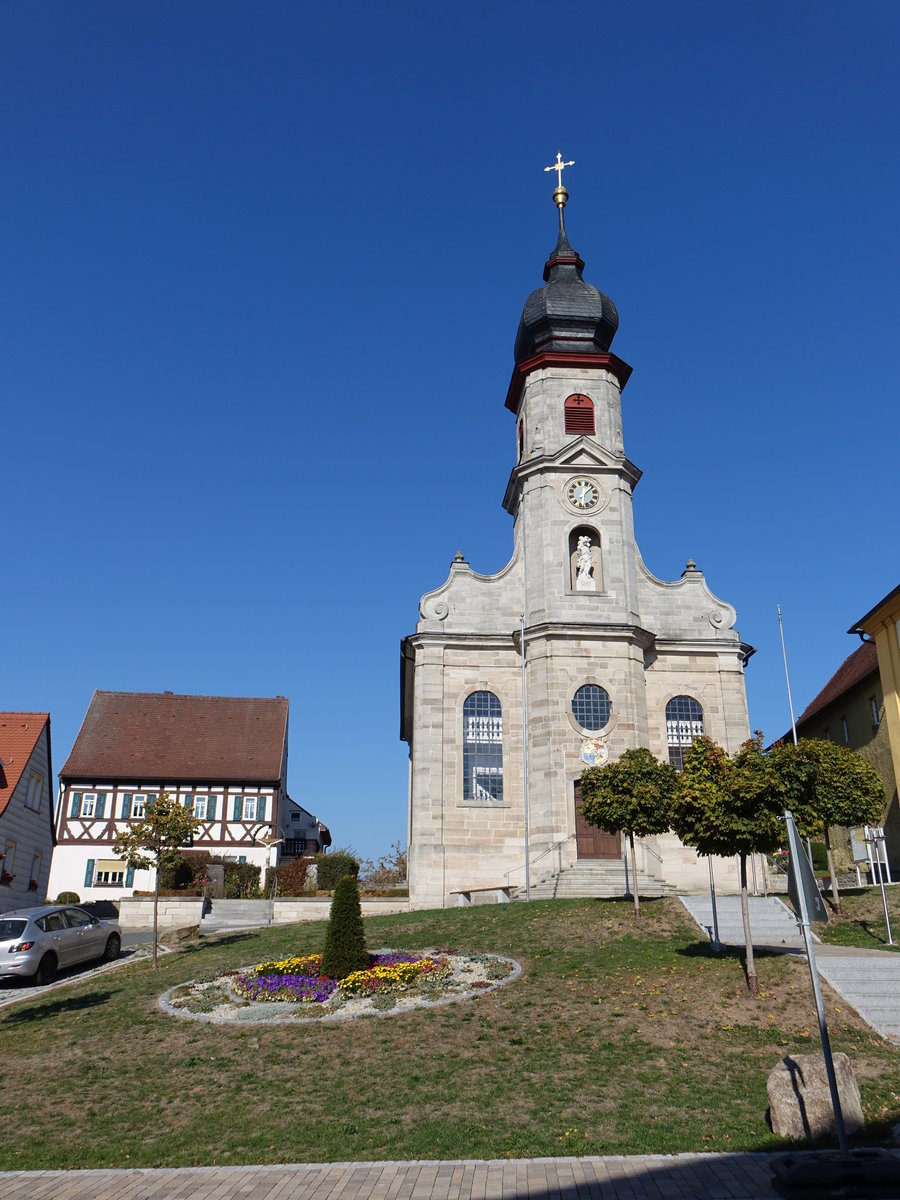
4,2 -> 899,861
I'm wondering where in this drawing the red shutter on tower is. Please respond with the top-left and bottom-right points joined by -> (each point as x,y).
564,394 -> 595,435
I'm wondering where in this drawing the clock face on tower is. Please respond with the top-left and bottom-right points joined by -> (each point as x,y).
566,477 -> 600,510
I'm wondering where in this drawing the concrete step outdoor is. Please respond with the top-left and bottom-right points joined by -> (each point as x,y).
199,899 -> 272,934
517,860 -> 675,901
679,894 -> 807,946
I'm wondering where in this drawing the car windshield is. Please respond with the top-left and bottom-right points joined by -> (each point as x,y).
0,919 -> 27,940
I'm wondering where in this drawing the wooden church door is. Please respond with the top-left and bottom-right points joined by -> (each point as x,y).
573,782 -> 622,859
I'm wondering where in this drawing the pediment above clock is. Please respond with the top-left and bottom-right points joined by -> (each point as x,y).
554,438 -> 638,474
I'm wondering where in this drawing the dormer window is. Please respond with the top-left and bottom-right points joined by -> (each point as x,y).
564,393 -> 595,435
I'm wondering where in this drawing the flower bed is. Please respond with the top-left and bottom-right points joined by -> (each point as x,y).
160,949 -> 519,1025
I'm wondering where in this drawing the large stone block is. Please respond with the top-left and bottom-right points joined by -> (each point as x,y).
767,1053 -> 864,1141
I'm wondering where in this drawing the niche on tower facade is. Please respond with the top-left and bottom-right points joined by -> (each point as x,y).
568,526 -> 602,592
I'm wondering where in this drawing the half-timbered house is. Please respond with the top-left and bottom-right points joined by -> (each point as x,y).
48,691 -> 329,902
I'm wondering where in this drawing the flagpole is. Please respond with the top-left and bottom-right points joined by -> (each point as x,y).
778,605 -> 815,868
778,604 -> 798,746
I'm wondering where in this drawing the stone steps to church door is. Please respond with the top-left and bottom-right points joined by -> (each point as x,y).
513,860 -> 675,901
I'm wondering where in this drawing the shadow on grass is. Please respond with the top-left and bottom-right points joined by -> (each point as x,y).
676,940 -> 787,963
856,920 -> 894,947
676,939 -> 791,991
174,931 -> 261,955
1,990 -> 115,1024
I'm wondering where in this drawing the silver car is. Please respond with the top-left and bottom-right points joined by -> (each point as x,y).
0,905 -> 121,986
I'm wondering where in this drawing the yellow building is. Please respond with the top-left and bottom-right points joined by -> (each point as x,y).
849,583 -> 900,868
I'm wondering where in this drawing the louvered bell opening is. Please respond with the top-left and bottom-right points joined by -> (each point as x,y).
564,394 -> 595,435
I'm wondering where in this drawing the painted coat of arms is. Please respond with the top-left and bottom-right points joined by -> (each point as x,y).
581,738 -> 609,767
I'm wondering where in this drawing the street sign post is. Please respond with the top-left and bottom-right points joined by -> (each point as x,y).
784,809 -> 847,1154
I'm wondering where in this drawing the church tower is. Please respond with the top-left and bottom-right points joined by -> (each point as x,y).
401,162 -> 752,910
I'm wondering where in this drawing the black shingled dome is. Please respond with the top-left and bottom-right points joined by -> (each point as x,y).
514,226 -> 618,364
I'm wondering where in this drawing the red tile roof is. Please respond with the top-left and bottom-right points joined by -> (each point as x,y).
61,691 -> 289,783
796,641 -> 879,728
0,713 -> 50,818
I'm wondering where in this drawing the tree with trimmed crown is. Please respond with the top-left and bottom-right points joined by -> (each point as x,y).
320,872 -> 370,980
670,734 -> 785,994
772,737 -> 885,915
113,790 -> 200,968
579,748 -> 678,920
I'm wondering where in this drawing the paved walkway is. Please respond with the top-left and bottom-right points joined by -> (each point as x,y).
815,947 -> 900,1042
0,1153 -> 810,1200
678,895 -> 808,949
679,894 -> 900,1044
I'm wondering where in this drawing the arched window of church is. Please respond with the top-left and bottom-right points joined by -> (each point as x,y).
518,421 -> 524,460
564,393 -> 595,436
463,691 -> 503,803
665,695 -> 704,771
571,684 -> 611,732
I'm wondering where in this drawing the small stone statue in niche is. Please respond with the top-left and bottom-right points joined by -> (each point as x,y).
575,534 -> 596,592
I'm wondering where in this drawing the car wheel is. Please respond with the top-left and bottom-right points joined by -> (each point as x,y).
102,933 -> 121,962
33,954 -> 57,987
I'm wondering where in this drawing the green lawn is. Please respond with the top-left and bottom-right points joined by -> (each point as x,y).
812,883 -> 900,951
1,897 -> 897,1170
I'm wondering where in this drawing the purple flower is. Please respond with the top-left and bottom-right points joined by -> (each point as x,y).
235,972 -> 338,1004
372,951 -> 421,967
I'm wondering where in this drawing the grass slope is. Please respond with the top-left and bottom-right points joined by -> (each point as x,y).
813,884 -> 900,951
1,897 -> 897,1170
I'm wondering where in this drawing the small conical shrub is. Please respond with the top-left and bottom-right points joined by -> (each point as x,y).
320,874 -> 369,980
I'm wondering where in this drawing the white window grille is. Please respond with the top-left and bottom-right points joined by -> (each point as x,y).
463,692 -> 503,803
665,696 -> 704,771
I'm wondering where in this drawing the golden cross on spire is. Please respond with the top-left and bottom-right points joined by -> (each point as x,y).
544,151 -> 574,189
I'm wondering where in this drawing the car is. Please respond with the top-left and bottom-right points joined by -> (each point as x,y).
0,904 -> 122,986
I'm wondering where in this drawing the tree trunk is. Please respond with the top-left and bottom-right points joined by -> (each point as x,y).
824,826 -> 842,915
152,863 -> 159,969
629,832 -> 640,920
739,854 -> 758,994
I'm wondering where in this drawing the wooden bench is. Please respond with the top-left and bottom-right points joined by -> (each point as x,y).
449,885 -> 512,907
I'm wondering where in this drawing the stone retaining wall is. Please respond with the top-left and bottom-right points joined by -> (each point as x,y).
119,898 -> 205,930
118,896 -> 410,930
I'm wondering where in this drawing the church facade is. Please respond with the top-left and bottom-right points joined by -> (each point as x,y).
400,176 -> 753,910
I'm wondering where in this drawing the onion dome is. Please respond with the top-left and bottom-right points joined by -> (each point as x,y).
514,171 -> 618,364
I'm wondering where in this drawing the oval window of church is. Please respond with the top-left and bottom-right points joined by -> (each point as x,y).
463,691 -> 503,803
571,685 -> 611,732
665,695 -> 704,771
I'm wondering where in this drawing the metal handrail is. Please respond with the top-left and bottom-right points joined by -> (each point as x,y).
635,840 -> 663,865
504,834 -> 575,883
